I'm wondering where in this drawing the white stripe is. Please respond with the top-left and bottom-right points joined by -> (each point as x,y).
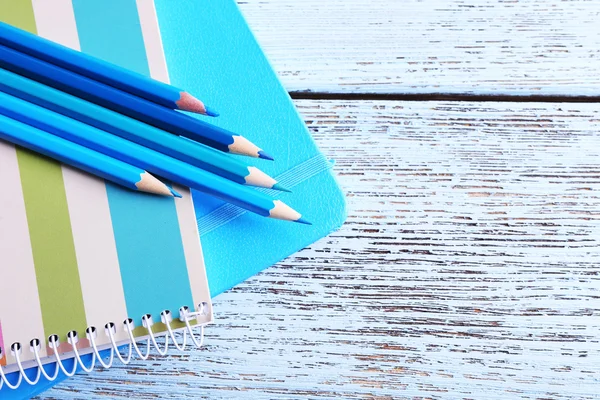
136,0 -> 170,83
138,0 -> 212,320
0,142 -> 46,364
31,0 -> 130,346
171,185 -> 213,321
31,0 -> 80,50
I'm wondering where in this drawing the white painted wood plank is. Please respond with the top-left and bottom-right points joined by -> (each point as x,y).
38,100 -> 600,399
235,0 -> 600,96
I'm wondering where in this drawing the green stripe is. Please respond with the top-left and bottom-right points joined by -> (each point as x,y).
0,1 -> 87,344
0,0 -> 36,31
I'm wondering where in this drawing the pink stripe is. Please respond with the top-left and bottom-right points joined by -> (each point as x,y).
0,320 -> 5,366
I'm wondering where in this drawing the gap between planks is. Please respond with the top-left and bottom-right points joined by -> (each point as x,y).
238,0 -> 600,96
291,91 -> 600,104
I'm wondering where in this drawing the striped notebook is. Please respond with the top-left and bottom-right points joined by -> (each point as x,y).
0,0 -> 212,394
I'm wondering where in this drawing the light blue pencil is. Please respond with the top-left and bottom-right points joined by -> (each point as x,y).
0,91 -> 309,223
0,67 -> 287,191
0,114 -> 178,197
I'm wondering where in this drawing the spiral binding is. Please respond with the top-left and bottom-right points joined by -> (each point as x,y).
0,302 -> 210,389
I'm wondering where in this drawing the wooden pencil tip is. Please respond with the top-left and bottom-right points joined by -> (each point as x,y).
229,135 -> 270,159
245,167 -> 280,189
176,91 -> 218,116
269,200 -> 304,222
136,172 -> 176,197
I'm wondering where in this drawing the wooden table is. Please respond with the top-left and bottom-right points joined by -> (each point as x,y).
40,1 -> 600,398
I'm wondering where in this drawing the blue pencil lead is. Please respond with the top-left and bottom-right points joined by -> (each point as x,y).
204,106 -> 220,117
258,150 -> 274,161
170,187 -> 183,198
295,217 -> 312,225
272,182 -> 292,192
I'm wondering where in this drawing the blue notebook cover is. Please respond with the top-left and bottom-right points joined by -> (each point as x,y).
10,0 -> 345,398
159,0 -> 347,297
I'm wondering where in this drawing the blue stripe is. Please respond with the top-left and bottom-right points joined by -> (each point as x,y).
72,0 -> 193,327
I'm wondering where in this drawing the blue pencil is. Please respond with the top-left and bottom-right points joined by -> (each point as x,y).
0,91 -> 308,223
0,44 -> 272,160
0,21 -> 217,116
0,67 -> 287,191
0,114 -> 178,198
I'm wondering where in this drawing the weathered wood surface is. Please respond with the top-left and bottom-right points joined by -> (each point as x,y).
40,100 -> 600,399
236,0 -> 600,96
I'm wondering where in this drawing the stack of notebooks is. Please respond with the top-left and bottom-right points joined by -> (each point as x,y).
0,0 -> 346,398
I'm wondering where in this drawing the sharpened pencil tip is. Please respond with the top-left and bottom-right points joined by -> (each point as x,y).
295,217 -> 312,225
170,188 -> 183,198
204,106 -> 220,117
272,182 -> 292,192
258,150 -> 274,161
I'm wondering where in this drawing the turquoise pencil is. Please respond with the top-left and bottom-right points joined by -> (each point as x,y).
0,114 -> 178,198
0,21 -> 217,116
0,67 -> 287,191
0,91 -> 309,224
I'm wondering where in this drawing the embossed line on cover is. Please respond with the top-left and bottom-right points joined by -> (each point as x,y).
197,154 -> 332,235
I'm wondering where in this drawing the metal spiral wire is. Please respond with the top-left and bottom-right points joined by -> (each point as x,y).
0,302 -> 209,390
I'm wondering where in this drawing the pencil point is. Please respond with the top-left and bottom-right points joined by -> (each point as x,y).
176,92 -> 216,116
272,182 -> 292,192
170,187 -> 183,198
229,135 -> 268,159
258,150 -> 274,161
204,106 -> 219,117
136,172 -> 176,197
245,167 -> 281,189
295,217 -> 312,225
269,200 -> 305,222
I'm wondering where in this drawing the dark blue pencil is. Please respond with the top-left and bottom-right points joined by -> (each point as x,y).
0,91 -> 308,223
0,44 -> 272,160
0,21 -> 217,116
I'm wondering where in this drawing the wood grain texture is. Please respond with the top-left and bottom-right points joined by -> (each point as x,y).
38,100 -> 600,399
235,0 -> 600,96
